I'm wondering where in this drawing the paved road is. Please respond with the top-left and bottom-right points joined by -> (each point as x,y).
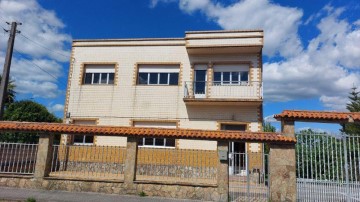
0,187 -> 200,202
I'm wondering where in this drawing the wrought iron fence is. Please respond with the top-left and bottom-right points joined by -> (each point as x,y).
50,145 -> 126,181
136,147 -> 218,184
0,142 -> 38,174
229,152 -> 269,202
296,133 -> 360,201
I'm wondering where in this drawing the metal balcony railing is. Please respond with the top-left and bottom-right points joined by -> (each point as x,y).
184,81 -> 263,100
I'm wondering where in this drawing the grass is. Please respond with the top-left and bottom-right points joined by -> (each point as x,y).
26,198 -> 36,202
138,191 -> 147,197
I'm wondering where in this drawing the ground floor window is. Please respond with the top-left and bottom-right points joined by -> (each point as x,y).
73,135 -> 94,145
133,121 -> 177,148
138,138 -> 175,148
72,119 -> 97,145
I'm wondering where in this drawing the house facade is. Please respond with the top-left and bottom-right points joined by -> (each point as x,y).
62,30 -> 264,173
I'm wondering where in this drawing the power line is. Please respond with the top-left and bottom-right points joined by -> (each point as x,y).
13,48 -> 68,88
0,16 -> 70,59
19,33 -> 70,59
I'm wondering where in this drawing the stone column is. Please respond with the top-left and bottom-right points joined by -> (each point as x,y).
123,137 -> 138,193
34,134 -> 54,179
217,141 -> 229,202
269,143 -> 296,202
281,120 -> 295,138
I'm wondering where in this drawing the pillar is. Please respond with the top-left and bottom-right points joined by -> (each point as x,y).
217,141 -> 229,202
123,137 -> 138,193
269,143 -> 296,201
281,120 -> 295,138
34,134 -> 54,179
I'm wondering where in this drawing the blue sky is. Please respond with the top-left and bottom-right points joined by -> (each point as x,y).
0,0 -> 359,132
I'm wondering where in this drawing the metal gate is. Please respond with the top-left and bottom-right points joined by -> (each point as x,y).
296,133 -> 360,201
229,152 -> 270,202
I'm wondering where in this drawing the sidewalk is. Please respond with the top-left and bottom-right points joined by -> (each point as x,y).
0,187 -> 200,202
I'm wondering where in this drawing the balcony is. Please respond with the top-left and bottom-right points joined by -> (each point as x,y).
185,30 -> 263,55
183,81 -> 263,105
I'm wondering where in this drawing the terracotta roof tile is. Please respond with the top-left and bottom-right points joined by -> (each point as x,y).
274,110 -> 360,123
0,121 -> 296,143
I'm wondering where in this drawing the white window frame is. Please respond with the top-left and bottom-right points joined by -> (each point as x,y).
137,65 -> 180,85
83,65 -> 115,85
134,120 -> 177,148
73,135 -> 94,145
138,72 -> 179,85
138,137 -> 176,148
213,71 -> 249,86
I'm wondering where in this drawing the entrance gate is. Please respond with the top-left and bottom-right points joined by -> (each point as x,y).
296,133 -> 360,201
228,151 -> 270,202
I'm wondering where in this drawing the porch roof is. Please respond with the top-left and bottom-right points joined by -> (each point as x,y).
274,110 -> 360,123
0,121 -> 296,143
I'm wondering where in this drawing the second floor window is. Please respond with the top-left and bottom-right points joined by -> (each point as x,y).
83,64 -> 115,85
213,71 -> 248,85
137,64 -> 179,85
213,64 -> 249,85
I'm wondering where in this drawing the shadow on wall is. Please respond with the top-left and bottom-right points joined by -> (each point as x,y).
185,105 -> 259,123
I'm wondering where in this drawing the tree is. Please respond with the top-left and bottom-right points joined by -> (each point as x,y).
263,122 -> 276,132
0,100 -> 61,143
263,122 -> 276,154
0,75 -> 16,106
342,87 -> 360,135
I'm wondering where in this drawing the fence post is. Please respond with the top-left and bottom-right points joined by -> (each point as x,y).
269,143 -> 296,201
124,137 -> 138,193
281,120 -> 295,138
217,141 -> 229,202
34,133 -> 54,179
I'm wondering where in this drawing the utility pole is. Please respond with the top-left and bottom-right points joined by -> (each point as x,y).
0,22 -> 21,119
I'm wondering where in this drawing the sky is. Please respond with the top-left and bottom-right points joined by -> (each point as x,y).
0,0 -> 359,132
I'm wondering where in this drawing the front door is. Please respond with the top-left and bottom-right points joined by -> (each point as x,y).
221,124 -> 247,175
194,69 -> 207,98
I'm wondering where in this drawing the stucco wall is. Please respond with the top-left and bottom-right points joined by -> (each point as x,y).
65,38 -> 262,150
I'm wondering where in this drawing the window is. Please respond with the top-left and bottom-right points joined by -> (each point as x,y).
213,64 -> 249,85
133,121 -> 177,148
138,138 -> 176,147
73,135 -> 94,145
83,64 -> 115,85
137,64 -> 179,85
213,71 -> 248,85
73,120 -> 96,145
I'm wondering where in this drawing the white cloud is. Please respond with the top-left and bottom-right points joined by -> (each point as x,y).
319,96 -> 348,111
153,0 -> 303,57
47,103 -> 64,113
264,7 -> 360,110
0,0 -> 71,99
153,1 -> 360,111
264,115 -> 278,123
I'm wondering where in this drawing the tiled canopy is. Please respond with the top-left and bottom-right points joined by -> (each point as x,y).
275,110 -> 360,123
0,121 -> 296,143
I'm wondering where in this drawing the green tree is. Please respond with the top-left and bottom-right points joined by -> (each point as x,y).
0,75 -> 16,106
263,122 -> 276,132
342,87 -> 360,135
263,122 -> 276,154
1,100 -> 61,143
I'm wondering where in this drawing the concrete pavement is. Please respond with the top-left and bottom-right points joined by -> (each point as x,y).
0,186 -> 201,202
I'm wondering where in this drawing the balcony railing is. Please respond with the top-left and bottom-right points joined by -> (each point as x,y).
184,81 -> 263,100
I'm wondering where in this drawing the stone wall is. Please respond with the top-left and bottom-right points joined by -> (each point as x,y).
0,176 -> 220,201
136,165 -> 217,179
58,161 -> 125,174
